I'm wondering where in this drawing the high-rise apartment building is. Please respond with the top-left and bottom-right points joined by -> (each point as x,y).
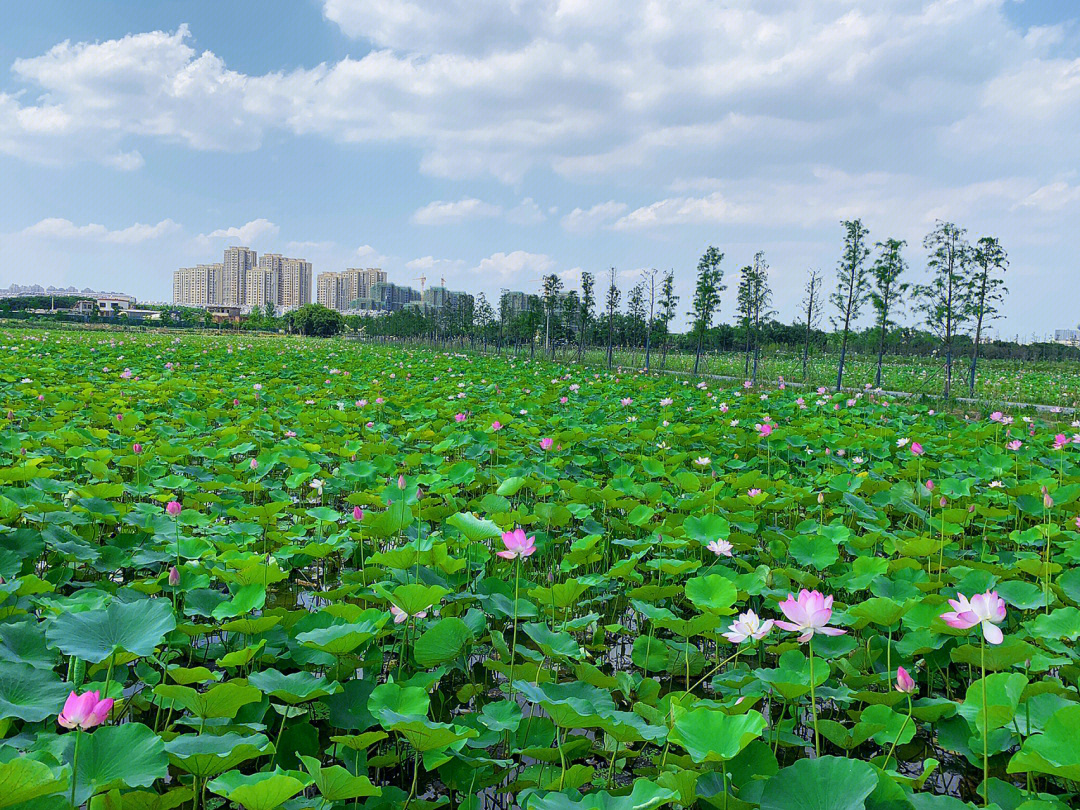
173,263 -> 224,306
223,246 -> 257,306
246,267 -> 279,310
315,268 -> 387,311
280,258 -> 312,310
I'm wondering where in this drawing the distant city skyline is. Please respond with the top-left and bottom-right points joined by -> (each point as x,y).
3,2 -> 1079,335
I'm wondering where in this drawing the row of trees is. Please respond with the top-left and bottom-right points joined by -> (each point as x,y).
683,219 -> 1008,398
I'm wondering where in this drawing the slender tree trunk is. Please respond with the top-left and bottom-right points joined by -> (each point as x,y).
836,322 -> 850,391
802,320 -> 811,379
875,312 -> 887,389
693,330 -> 703,376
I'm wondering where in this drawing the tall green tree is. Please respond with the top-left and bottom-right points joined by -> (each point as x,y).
605,268 -> 621,369
831,219 -> 871,391
656,270 -> 679,369
869,238 -> 909,388
578,271 -> 595,363
560,289 -> 579,348
541,273 -> 563,358
627,282 -> 647,349
799,269 -> 823,379
690,246 -> 725,376
473,292 -> 494,350
915,220 -> 971,398
967,236 -> 1008,396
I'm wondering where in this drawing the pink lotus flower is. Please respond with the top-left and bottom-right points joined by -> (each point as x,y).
132,443 -> 142,454
747,488 -> 762,498
58,690 -> 113,730
911,442 -> 924,456
497,528 -> 536,560
1007,440 -> 1022,451
895,666 -> 916,694
491,421 -> 503,432
757,422 -> 774,438
454,413 -> 467,422
660,398 -> 673,406
397,475 -> 406,489
723,610 -> 773,644
707,539 -> 733,557
168,566 -> 180,587
353,506 -> 363,521
621,398 -> 633,406
249,458 -> 258,470
775,589 -> 847,643
166,500 -> 182,517
989,411 -> 1003,422
925,479 -> 934,492
1054,433 -> 1068,450
390,604 -> 427,624
941,590 -> 1007,645
540,438 -> 554,451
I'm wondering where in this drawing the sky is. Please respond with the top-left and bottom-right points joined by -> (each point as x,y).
1,0 -> 1078,338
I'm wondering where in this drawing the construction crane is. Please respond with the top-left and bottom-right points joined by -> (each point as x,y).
414,275 -> 426,292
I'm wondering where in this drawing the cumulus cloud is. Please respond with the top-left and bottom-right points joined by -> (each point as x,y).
472,250 -> 554,281
560,201 -> 628,233
201,218 -> 279,243
505,197 -> 546,225
412,198 -> 502,225
20,217 -> 179,244
2,3 -> 1077,186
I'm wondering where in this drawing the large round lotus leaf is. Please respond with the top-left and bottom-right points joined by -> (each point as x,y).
247,669 -> 341,704
45,598 -> 175,663
669,707 -> 766,763
0,756 -> 69,808
299,755 -> 381,801
524,779 -> 678,810
153,681 -> 262,720
207,767 -> 313,810
70,722 -> 168,807
1007,704 -> 1080,782
413,617 -> 471,667
0,662 -> 71,722
759,756 -> 877,810
165,732 -> 273,777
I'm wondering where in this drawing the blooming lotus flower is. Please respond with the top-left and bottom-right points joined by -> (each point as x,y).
168,566 -> 180,587
497,528 -> 536,560
989,411 -> 1003,422
1054,433 -> 1068,450
621,398 -> 633,406
454,413 -> 467,422
775,589 -> 847,643
540,438 -> 554,451
707,539 -> 733,557
694,456 -> 711,466
58,690 -> 113,730
911,442 -> 924,456
1007,440 -> 1022,451
941,590 -> 1007,645
895,666 -> 916,694
723,610 -> 774,644
311,479 -> 324,494
491,421 -> 503,431
390,604 -> 427,624
747,488 -> 762,498
660,398 -> 673,406
166,500 -> 182,517
757,422 -> 774,438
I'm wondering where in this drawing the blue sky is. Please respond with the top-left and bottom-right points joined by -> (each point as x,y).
2,1 -> 1078,337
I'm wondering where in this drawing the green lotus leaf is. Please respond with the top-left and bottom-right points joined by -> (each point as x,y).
299,755 -> 381,801
165,732 -> 273,777
759,756 -> 877,810
0,756 -> 69,808
0,661 -> 71,722
70,722 -> 169,807
153,681 -> 262,719
206,767 -> 312,810
45,598 -> 176,663
669,707 -> 766,762
248,669 -> 342,704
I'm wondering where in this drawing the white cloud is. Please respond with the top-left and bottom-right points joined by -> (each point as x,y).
472,250 -> 554,281
2,4 -> 1076,185
1016,181 -> 1080,212
201,218 -> 279,243
560,201 -> 628,233
412,198 -> 502,225
612,192 -> 751,230
20,217 -> 179,244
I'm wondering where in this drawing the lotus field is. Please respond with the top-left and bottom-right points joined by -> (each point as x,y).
3,327 -> 1080,810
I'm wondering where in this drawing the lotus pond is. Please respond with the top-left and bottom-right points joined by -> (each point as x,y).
1,327 -> 1079,810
